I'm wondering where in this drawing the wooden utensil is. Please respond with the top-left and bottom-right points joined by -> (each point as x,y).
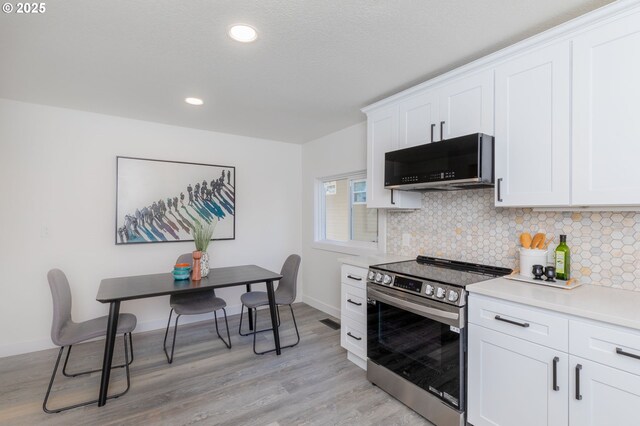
520,233 -> 532,249
531,233 -> 546,249
542,235 -> 556,250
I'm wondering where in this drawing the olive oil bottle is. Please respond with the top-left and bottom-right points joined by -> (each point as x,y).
555,234 -> 570,280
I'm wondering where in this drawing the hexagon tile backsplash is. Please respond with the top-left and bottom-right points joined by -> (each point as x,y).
387,189 -> 640,291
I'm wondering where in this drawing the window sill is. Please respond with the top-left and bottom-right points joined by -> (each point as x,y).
310,240 -> 382,256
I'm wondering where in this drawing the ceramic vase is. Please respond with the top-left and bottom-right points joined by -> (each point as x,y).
192,250 -> 202,281
200,251 -> 210,277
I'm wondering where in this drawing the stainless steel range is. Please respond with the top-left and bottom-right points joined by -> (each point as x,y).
366,256 -> 511,426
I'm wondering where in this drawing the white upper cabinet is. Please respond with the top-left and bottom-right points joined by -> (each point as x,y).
572,11 -> 640,206
366,105 -> 422,209
438,69 -> 494,140
365,2 -> 640,208
494,42 -> 571,207
367,71 -> 492,209
398,90 -> 439,148
397,70 -> 493,149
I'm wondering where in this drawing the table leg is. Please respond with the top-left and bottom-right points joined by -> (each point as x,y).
98,301 -> 120,406
266,280 -> 281,355
246,283 -> 254,331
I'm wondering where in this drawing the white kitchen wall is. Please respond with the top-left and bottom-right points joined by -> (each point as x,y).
0,99 -> 302,357
301,122 -> 369,317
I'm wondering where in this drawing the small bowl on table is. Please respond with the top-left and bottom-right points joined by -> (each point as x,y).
173,263 -> 191,280
172,270 -> 191,280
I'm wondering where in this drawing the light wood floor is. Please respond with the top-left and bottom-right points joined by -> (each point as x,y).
0,303 -> 431,425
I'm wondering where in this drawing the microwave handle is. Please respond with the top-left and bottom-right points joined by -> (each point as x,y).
440,121 -> 445,141
430,123 -> 435,143
390,189 -> 395,205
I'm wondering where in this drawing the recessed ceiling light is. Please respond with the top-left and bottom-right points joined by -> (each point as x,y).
228,24 -> 257,43
185,97 -> 204,106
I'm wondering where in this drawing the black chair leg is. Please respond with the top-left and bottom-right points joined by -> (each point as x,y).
288,304 -> 301,347
214,308 -> 232,349
128,332 -> 134,364
253,304 -> 301,355
163,309 -> 180,364
62,332 -> 134,377
240,304 -> 282,337
238,304 -> 252,336
43,334 -> 131,414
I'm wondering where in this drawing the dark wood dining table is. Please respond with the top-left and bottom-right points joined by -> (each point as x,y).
95,264 -> 283,407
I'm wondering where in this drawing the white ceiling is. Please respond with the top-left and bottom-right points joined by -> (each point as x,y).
0,0 -> 612,144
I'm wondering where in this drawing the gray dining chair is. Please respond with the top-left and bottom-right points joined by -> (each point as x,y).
162,253 -> 231,364
44,269 -> 136,414
238,254 -> 301,355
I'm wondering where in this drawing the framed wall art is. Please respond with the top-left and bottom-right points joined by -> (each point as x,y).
116,156 -> 235,244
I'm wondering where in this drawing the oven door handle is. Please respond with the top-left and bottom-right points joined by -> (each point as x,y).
368,286 -> 460,325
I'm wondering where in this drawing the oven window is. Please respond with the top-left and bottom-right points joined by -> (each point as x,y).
368,299 -> 464,409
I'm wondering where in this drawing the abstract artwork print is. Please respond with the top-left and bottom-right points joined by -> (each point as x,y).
116,157 -> 235,244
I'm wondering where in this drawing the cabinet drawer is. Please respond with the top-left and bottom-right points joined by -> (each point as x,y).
341,265 -> 368,289
341,283 -> 366,323
570,320 -> 640,376
340,316 -> 366,359
469,294 -> 568,351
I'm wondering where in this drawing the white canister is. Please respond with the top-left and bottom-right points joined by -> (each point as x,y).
519,248 -> 548,278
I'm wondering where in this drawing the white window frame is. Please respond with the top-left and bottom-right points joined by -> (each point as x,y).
351,178 -> 367,205
312,171 -> 387,255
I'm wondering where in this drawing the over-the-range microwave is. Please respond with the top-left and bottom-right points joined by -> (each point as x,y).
384,133 -> 494,191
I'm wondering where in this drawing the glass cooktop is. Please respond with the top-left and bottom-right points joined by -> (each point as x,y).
371,256 -> 512,288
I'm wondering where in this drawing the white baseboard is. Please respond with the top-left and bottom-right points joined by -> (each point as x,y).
0,303 -> 246,359
302,295 -> 340,319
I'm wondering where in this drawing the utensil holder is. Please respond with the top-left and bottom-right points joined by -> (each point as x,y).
519,248 -> 548,278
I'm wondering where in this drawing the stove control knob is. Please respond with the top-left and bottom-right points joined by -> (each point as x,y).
436,287 -> 446,299
383,274 -> 392,285
367,271 -> 375,281
448,290 -> 459,302
375,272 -> 383,283
425,284 -> 434,296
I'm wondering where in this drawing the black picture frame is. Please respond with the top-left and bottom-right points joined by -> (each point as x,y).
115,156 -> 236,245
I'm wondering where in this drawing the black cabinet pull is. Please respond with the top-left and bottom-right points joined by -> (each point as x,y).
575,364 -> 582,400
346,274 -> 362,281
390,189 -> 395,205
552,357 -> 560,391
495,315 -> 530,328
430,123 -> 435,143
347,332 -> 362,341
347,299 -> 362,306
440,121 -> 445,141
497,178 -> 503,202
616,347 -> 640,360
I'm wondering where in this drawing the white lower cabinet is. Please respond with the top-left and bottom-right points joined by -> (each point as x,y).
569,355 -> 640,426
469,294 -> 640,426
468,324 -> 568,426
340,264 -> 368,370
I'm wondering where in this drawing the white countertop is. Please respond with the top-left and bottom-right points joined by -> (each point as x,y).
337,253 -> 414,269
468,278 -> 640,330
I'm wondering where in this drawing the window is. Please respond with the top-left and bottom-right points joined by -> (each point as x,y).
315,172 -> 380,252
352,179 -> 367,204
324,181 -> 336,195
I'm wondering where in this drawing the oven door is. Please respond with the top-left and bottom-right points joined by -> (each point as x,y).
367,283 -> 466,410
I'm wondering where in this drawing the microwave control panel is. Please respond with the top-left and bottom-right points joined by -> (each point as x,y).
428,171 -> 456,181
